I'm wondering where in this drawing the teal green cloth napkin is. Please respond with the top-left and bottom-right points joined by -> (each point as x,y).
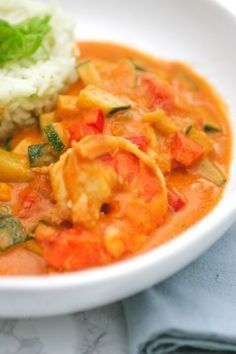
123,223 -> 236,354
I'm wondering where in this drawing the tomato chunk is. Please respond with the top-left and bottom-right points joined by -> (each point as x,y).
68,122 -> 97,142
68,109 -> 105,142
141,76 -> 174,112
167,189 -> 186,212
170,132 -> 203,167
85,109 -> 105,132
36,226 -> 111,271
126,136 -> 148,151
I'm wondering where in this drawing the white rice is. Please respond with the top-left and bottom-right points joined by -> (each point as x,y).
0,0 -> 79,138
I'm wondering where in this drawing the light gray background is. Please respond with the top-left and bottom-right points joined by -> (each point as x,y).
0,0 -> 234,353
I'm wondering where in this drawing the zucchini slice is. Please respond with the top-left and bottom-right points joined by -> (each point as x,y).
28,143 -> 57,168
113,59 -> 137,88
44,123 -> 69,154
195,107 -> 221,133
187,127 -> 213,154
0,205 -> 12,218
40,112 -> 56,132
0,148 -> 33,183
77,85 -> 131,115
57,95 -> 78,120
128,58 -> 146,72
143,110 -> 181,136
2,136 -> 12,151
0,217 -> 26,252
184,124 -> 193,135
202,111 -> 221,132
203,121 -> 221,133
190,157 -> 226,186
78,60 -> 101,86
25,239 -> 43,256
13,137 -> 42,155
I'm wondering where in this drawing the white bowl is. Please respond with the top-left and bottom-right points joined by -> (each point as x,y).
1,0 -> 236,318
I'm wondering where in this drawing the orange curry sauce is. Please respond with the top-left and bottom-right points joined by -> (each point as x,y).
0,42 -> 231,275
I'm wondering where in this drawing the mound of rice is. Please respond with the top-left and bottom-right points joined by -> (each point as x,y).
0,0 -> 78,138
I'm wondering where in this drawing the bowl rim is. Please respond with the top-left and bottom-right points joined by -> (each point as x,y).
0,0 -> 236,291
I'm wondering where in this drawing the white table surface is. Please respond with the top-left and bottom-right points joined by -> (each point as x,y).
0,0 -> 235,353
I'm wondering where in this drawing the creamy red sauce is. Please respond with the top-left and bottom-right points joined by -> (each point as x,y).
0,41 -> 231,275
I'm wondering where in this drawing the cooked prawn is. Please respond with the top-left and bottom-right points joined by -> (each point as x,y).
36,135 -> 168,270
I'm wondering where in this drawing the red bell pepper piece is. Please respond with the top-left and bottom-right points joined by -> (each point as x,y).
167,189 -> 185,212
170,132 -> 203,167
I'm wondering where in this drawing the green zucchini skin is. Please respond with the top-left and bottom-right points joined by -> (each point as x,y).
0,217 -> 26,251
128,58 -> 146,72
109,105 -> 131,116
28,143 -> 57,168
44,125 -> 65,154
184,124 -> 193,135
2,136 -> 12,151
203,124 -> 221,133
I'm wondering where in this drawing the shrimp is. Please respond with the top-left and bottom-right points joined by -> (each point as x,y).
36,135 -> 168,271
0,248 -> 47,275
